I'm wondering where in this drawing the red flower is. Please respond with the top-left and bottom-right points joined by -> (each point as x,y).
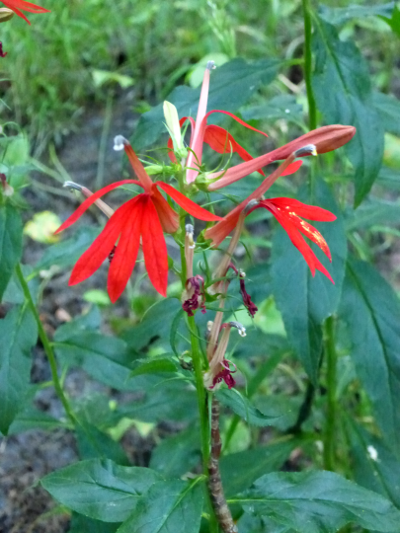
1,0 -> 50,24
249,197 -> 336,282
56,137 -> 221,303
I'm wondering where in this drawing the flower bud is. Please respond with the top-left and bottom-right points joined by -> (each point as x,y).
0,8 -> 14,23
272,125 -> 356,160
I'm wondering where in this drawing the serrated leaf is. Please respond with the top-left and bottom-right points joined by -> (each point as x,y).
271,181 -> 347,384
346,418 -> 400,508
220,441 -> 298,497
41,459 -> 161,523
339,259 -> 400,450
216,389 -> 287,427
0,305 -> 37,434
132,58 -> 280,149
0,204 -> 23,301
233,470 -> 400,533
149,426 -> 200,478
312,17 -> 384,205
117,479 -> 204,533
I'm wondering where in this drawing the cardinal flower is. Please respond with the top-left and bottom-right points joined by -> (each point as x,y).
55,136 -> 221,303
247,197 -> 336,282
1,0 -> 50,24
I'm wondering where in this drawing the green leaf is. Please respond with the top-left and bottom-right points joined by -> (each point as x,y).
54,330 -> 153,391
41,459 -> 161,523
170,308 -> 185,357
0,204 -> 23,301
9,407 -> 67,434
149,426 -> 200,478
0,305 -> 37,434
220,441 -> 298,497
346,418 -> 400,508
75,420 -> 129,465
319,3 -> 395,25
339,258 -> 400,450
216,389 -> 288,428
233,470 -> 400,533
117,479 -> 204,533
345,198 -> 400,230
133,58 -> 280,149
373,92 -> 400,136
68,513 -> 120,533
312,17 -> 384,205
131,356 -> 179,377
242,95 -> 303,123
122,298 -> 182,353
36,226 -> 100,271
271,181 -> 347,384
117,381 -> 197,423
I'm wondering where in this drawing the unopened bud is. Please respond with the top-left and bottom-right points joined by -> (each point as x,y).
0,8 -> 14,23
113,135 -> 129,151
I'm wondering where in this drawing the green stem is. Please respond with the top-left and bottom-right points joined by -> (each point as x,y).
323,315 -> 337,471
302,0 -> 317,132
187,314 -> 209,473
16,263 -> 75,424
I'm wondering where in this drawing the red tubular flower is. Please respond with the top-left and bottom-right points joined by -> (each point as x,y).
56,137 -> 221,303
250,197 -> 336,282
1,0 -> 50,24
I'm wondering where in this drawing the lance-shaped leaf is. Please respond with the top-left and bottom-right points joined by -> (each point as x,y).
271,180 -> 347,384
117,479 -> 204,533
232,471 -> 400,533
339,258 -> 400,450
0,204 -> 23,301
41,459 -> 162,523
346,417 -> 400,509
0,305 -> 37,434
312,17 -> 384,205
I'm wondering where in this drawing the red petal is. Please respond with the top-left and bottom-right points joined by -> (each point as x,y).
269,206 -> 334,283
55,179 -> 142,234
107,196 -> 144,303
141,197 -> 168,296
151,185 -> 179,233
3,0 -> 49,11
68,199 -> 135,286
268,197 -> 336,221
205,110 -> 268,139
204,125 -> 265,176
281,160 -> 303,177
123,144 -> 154,192
156,182 -> 221,221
